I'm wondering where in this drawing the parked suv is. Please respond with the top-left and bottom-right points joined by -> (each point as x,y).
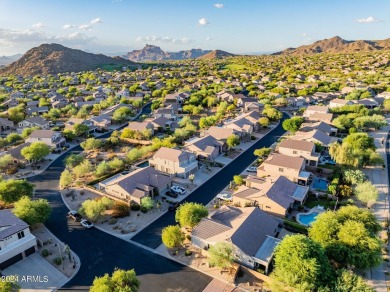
68,210 -> 82,222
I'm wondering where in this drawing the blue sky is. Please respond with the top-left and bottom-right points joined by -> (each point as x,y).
0,0 -> 389,55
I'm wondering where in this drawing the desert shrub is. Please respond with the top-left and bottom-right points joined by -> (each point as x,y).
185,250 -> 192,256
53,257 -> 62,265
41,249 -> 49,257
140,206 -> 148,213
111,201 -> 130,218
130,202 -> 141,211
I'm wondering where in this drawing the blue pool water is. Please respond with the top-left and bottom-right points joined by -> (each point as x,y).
311,178 -> 328,191
136,161 -> 150,168
298,212 -> 319,226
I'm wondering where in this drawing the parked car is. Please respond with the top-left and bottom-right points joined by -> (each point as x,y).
80,219 -> 94,229
165,191 -> 178,198
171,185 -> 186,195
216,193 -> 233,201
246,166 -> 257,172
168,202 -> 180,212
68,210 -> 82,222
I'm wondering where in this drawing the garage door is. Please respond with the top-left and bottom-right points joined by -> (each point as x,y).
0,253 -> 23,270
25,246 -> 36,257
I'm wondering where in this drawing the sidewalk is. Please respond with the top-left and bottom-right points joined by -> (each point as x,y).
365,121 -> 390,292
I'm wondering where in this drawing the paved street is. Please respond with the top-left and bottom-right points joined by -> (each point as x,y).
26,106 -> 287,290
131,113 -> 288,249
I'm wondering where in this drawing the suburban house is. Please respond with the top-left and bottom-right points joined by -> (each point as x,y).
26,106 -> 49,116
146,117 -> 178,132
25,130 -> 66,149
65,118 -> 97,134
303,105 -> 329,119
329,98 -> 354,108
0,210 -> 37,271
354,98 -> 379,109
243,101 -> 264,112
6,142 -> 31,165
18,116 -> 51,130
184,135 -> 225,160
277,139 -> 319,166
88,114 -> 112,130
257,153 -> 312,186
127,121 -> 154,136
154,104 -> 177,120
233,176 -> 309,217
205,126 -> 241,142
0,117 -> 14,132
307,112 -> 333,124
224,118 -> 254,140
99,166 -> 173,204
300,121 -> 337,136
149,147 -> 198,178
191,206 -> 281,274
291,129 -> 338,148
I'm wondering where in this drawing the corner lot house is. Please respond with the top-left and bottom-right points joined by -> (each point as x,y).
234,176 -> 309,217
99,166 -> 173,204
257,153 -> 312,186
0,210 -> 37,270
149,147 -> 198,178
25,130 -> 66,149
191,206 -> 281,274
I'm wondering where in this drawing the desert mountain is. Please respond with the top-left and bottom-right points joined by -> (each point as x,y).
0,44 -> 135,76
0,54 -> 22,66
274,36 -> 390,55
197,50 -> 236,59
123,44 -> 211,62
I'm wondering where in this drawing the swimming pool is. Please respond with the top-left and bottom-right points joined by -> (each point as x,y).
311,177 -> 328,191
136,161 -> 149,168
297,212 -> 319,226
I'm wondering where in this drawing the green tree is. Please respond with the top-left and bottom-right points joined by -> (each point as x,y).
354,181 -> 378,207
8,106 -> 25,123
233,175 -> 244,186
342,169 -> 365,185
271,235 -> 333,291
258,117 -> 270,128
309,206 -> 382,269
0,179 -> 34,203
90,268 -> 140,292
0,154 -> 14,173
226,134 -> 240,150
107,158 -> 124,171
79,197 -> 113,222
6,133 -> 22,144
254,147 -> 271,158
208,242 -> 235,269
161,225 -> 183,249
64,154 -> 84,169
0,280 -> 20,292
80,138 -> 103,151
73,123 -> 89,136
95,161 -> 111,177
262,105 -> 282,121
282,117 -> 304,132
175,202 -> 208,228
72,160 -> 92,179
333,269 -> 374,292
21,142 -> 50,162
21,126 -> 40,139
112,107 -> 133,123
141,196 -> 154,210
12,196 -> 51,226
60,169 -> 73,189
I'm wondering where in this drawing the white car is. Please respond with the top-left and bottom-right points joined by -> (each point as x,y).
246,166 -> 257,172
216,193 -> 232,201
80,219 -> 94,229
171,185 -> 186,195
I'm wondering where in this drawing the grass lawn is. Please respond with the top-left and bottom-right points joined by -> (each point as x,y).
305,196 -> 335,209
222,64 -> 246,71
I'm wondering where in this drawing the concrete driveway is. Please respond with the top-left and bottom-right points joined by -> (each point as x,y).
2,253 -> 68,291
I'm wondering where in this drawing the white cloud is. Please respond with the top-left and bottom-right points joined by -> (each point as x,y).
32,22 -> 45,29
136,36 -> 191,44
198,18 -> 209,26
79,24 -> 92,31
205,36 -> 213,41
90,18 -> 103,25
54,32 -> 95,44
357,16 -> 382,23
214,3 -> 224,8
0,28 -> 48,43
62,24 -> 77,29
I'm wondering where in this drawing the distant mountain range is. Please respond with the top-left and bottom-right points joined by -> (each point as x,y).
122,44 -> 212,62
198,50 -> 236,59
0,43 -> 135,76
0,54 -> 22,66
274,36 -> 390,55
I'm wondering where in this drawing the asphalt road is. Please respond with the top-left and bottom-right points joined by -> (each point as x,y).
131,113 -> 288,249
27,107 -> 287,291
